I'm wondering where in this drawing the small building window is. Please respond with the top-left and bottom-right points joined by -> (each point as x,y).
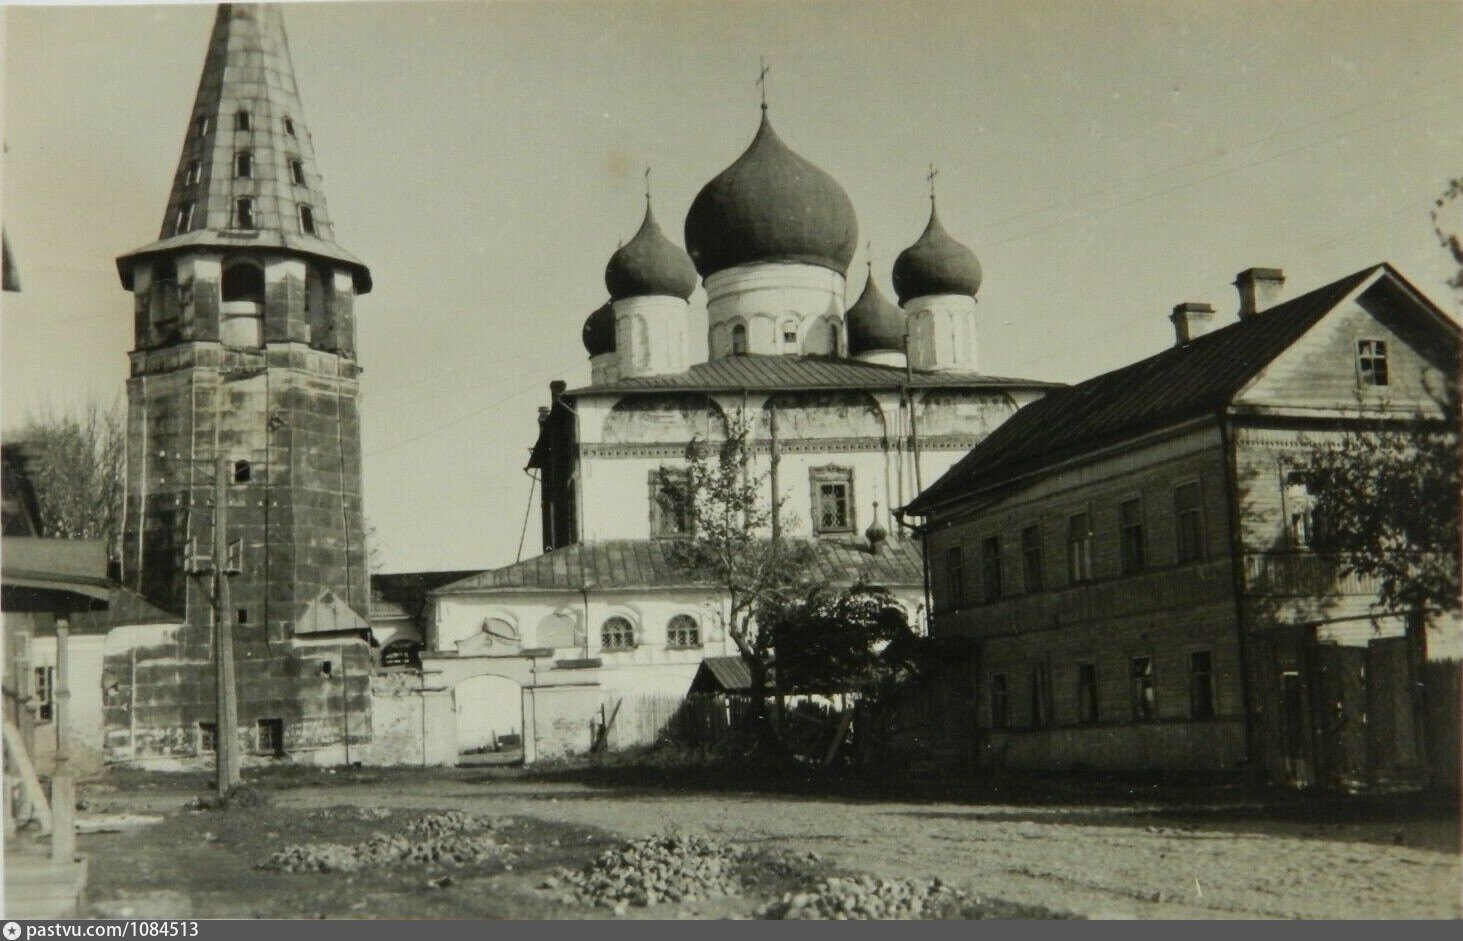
235,110 -> 252,132
649,467 -> 691,538
1174,481 -> 1205,563
1067,511 -> 1092,583
283,116 -> 296,137
233,459 -> 252,483
1119,497 -> 1146,574
1357,339 -> 1389,386
381,638 -> 423,668
782,323 -> 797,346
195,115 -> 211,137
731,323 -> 748,355
1077,662 -> 1099,724
33,666 -> 54,722
185,161 -> 202,185
289,159 -> 306,186
1021,524 -> 1043,592
298,204 -> 317,236
1189,650 -> 1215,719
173,202 -> 195,236
811,466 -> 853,534
666,614 -> 700,649
601,616 -> 635,651
197,722 -> 217,754
944,545 -> 964,609
256,718 -> 284,756
1283,471 -> 1320,548
236,608 -> 249,625
1029,662 -> 1051,728
989,673 -> 1009,729
981,534 -> 1002,601
1130,656 -> 1156,720
235,151 -> 253,179
234,197 -> 256,230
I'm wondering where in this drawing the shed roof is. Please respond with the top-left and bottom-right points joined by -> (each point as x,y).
689,655 -> 754,694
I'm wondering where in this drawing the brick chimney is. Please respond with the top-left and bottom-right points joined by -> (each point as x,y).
1235,267 -> 1285,318
1169,302 -> 1216,345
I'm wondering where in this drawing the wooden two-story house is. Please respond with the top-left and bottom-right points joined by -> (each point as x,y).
903,264 -> 1460,787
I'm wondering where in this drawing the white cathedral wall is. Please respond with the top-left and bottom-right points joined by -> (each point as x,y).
613,295 -> 689,378
904,294 -> 978,372
704,263 -> 846,357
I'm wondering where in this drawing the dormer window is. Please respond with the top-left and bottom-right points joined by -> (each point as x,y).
283,116 -> 296,137
298,205 -> 317,236
235,110 -> 252,132
234,197 -> 256,230
184,161 -> 202,186
173,202 -> 195,235
289,159 -> 306,186
1357,339 -> 1389,386
194,115 -> 211,137
234,151 -> 254,179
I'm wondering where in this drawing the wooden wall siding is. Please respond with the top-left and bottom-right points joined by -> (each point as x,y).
1236,292 -> 1455,416
981,719 -> 1247,772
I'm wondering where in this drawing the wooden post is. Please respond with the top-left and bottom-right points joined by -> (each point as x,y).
903,334 -> 923,495
51,617 -> 75,863
214,456 -> 241,792
768,404 -> 781,541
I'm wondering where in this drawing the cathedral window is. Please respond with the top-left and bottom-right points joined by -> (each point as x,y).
827,320 -> 841,356
731,323 -> 748,355
649,467 -> 691,538
811,466 -> 853,535
234,197 -> 256,229
283,116 -> 296,137
235,110 -> 252,132
298,204 -> 317,236
289,159 -> 306,186
235,151 -> 253,179
600,616 -> 636,651
666,615 -> 700,649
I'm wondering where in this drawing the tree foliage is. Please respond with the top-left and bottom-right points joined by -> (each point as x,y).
761,582 -> 917,696
14,397 -> 125,553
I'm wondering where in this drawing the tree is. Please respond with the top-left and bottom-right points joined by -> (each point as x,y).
664,413 -> 817,752
13,396 -> 125,555
763,582 -> 917,697
1430,175 -> 1463,297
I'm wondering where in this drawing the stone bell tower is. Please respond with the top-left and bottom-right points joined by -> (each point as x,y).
112,3 -> 373,762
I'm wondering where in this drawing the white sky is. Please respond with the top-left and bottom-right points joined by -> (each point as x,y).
3,0 -> 1461,573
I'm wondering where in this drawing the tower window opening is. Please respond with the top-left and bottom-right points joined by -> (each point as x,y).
173,202 -> 195,236
195,115 -> 211,137
298,205 -> 317,236
234,151 -> 253,179
221,263 -> 264,303
235,110 -> 252,132
283,116 -> 296,137
289,159 -> 306,186
184,161 -> 202,185
731,323 -> 748,355
233,459 -> 252,483
234,197 -> 256,230
237,608 -> 249,625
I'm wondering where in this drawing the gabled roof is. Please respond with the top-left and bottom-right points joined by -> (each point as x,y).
433,538 -> 925,595
370,570 -> 482,621
690,655 -> 754,694
295,589 -> 370,635
567,354 -> 1060,396
906,263 -> 1456,514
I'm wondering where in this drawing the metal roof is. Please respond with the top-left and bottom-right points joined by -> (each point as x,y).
433,537 -> 925,595
690,655 -> 754,693
567,354 -> 1061,396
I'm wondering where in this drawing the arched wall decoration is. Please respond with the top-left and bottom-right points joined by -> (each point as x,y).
603,393 -> 728,444
915,390 -> 1017,438
756,390 -> 884,441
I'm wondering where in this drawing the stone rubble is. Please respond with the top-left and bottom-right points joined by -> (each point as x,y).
260,812 -> 511,874
560,834 -> 748,909
759,875 -> 968,920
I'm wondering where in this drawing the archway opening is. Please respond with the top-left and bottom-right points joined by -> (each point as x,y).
453,674 -> 524,765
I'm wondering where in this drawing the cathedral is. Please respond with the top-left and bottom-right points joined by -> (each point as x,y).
415,103 -> 1058,761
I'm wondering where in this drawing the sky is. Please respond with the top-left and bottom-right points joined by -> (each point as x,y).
3,0 -> 1461,574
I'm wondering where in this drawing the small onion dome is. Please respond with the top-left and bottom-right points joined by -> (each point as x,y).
604,203 -> 697,301
582,301 -> 616,356
892,204 -> 983,305
684,111 -> 858,278
845,272 -> 907,356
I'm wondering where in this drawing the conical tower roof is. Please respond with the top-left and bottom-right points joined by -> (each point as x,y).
605,202 -> 697,301
892,203 -> 981,305
117,3 -> 370,292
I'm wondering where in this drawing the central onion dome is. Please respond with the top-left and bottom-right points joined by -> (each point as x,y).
582,301 -> 616,356
892,204 -> 983,304
684,111 -> 858,278
605,203 -> 697,301
846,271 -> 907,355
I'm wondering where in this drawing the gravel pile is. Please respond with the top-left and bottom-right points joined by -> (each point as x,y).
760,875 -> 967,920
561,834 -> 747,909
261,812 -> 510,874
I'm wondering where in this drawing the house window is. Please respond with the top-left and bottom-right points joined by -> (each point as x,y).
235,110 -> 252,132
666,615 -> 700,649
1130,656 -> 1156,720
235,151 -> 253,178
198,722 -> 217,754
981,535 -> 1002,601
289,159 -> 306,186
1119,497 -> 1146,574
989,673 -> 1009,729
1030,662 -> 1051,728
1283,471 -> 1320,548
944,545 -> 964,609
298,205 -> 317,236
1021,524 -> 1042,592
1077,662 -> 1099,724
1174,481 -> 1205,563
601,616 -> 635,651
194,115 -> 211,136
811,466 -> 853,534
234,197 -> 256,229
731,323 -> 748,355
283,116 -> 296,137
256,718 -> 283,755
173,202 -> 195,236
649,468 -> 691,538
1067,511 -> 1092,583
1189,650 -> 1215,719
185,161 -> 202,185
33,666 -> 54,722
1357,339 -> 1389,387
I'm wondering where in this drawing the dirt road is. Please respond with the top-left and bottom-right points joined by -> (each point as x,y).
89,769 -> 1460,919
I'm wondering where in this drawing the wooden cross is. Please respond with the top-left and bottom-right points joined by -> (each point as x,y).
757,56 -> 770,108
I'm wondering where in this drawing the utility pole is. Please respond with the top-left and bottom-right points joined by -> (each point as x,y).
904,333 -> 924,495
50,617 -> 75,863
212,455 -> 241,792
